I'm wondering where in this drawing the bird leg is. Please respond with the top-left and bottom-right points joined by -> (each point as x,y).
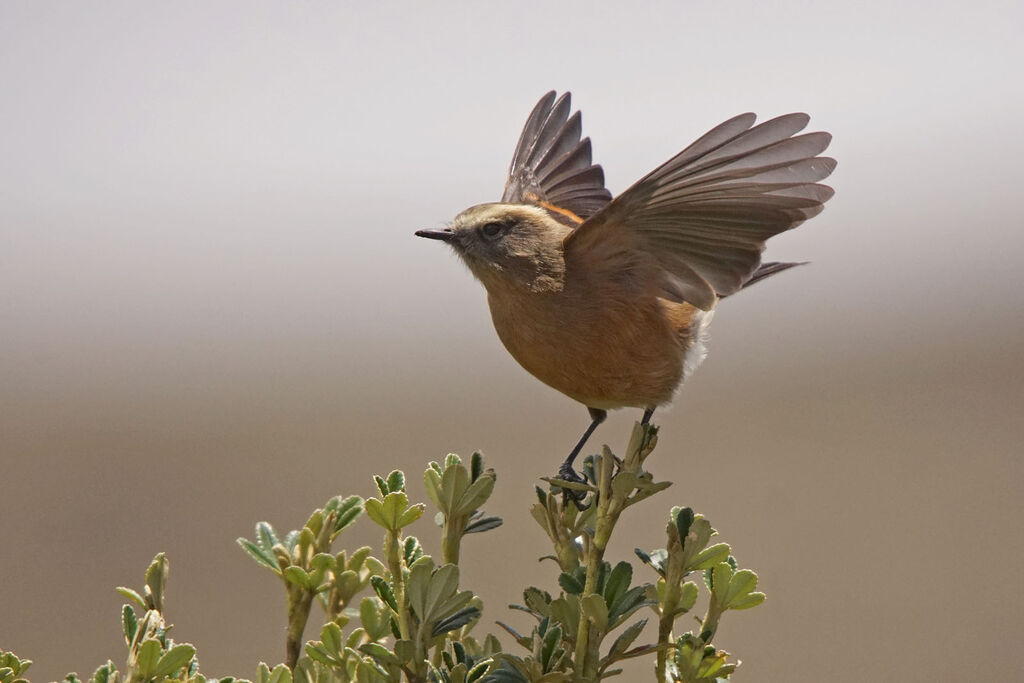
556,408 -> 607,502
641,407 -> 655,426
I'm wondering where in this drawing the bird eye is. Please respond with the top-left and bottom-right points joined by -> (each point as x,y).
481,221 -> 505,238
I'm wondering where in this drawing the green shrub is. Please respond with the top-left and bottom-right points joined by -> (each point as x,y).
2,421 -> 763,683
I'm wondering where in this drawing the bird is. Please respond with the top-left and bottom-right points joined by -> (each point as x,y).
416,91 -> 835,485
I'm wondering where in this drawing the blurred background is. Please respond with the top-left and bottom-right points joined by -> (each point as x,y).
2,2 -> 1021,681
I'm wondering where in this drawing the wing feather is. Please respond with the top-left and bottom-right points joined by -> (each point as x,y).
502,91 -> 612,220
564,112 -> 835,308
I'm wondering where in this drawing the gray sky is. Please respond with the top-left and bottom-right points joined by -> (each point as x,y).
2,2 -> 1022,682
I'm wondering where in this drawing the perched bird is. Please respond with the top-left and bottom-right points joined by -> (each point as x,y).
416,91 -> 835,483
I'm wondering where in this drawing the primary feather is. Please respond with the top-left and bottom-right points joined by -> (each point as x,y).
563,106 -> 835,309
502,91 -> 612,221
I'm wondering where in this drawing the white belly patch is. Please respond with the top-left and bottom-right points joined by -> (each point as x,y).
682,309 -> 713,381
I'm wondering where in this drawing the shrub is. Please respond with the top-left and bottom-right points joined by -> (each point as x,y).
2,421 -> 764,683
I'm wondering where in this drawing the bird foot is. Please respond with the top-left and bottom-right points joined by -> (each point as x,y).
556,461 -> 590,508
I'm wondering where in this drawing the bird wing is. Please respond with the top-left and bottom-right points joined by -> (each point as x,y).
563,112 -> 835,310
502,91 -> 613,223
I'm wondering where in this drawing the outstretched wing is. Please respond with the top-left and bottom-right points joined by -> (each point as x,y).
564,112 -> 835,310
502,91 -> 612,222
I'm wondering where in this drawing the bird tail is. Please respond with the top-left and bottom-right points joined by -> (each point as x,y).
738,261 -> 808,291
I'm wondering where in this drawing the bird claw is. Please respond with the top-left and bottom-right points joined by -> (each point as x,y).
556,462 -> 591,508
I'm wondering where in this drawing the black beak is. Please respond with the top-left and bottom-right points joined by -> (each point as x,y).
415,228 -> 455,242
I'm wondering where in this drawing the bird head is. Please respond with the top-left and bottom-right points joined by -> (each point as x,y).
416,203 -> 570,293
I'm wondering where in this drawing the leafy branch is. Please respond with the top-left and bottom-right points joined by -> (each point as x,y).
4,425 -> 766,683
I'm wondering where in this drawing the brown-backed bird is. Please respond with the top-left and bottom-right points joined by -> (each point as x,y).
416,91 -> 835,482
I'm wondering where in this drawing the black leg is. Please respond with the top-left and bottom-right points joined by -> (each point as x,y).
641,407 -> 655,425
558,407 -> 607,480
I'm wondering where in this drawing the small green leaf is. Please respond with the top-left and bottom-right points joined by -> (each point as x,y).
121,605 -> 138,644
332,496 -> 364,538
691,543 -> 731,571
607,585 -> 654,626
348,546 -> 372,570
581,594 -> 609,631
540,477 -> 596,493
321,622 -> 343,655
605,619 -> 647,661
549,595 -> 581,637
134,639 -> 162,677
465,514 -> 503,534
522,587 -> 553,616
634,548 -> 667,577
603,562 -> 632,608
529,504 -> 550,531
728,591 -> 766,610
144,553 -> 168,611
153,644 -> 196,677
308,557 -> 333,589
398,504 -> 425,528
296,527 -> 316,558
304,644 -> 334,667
610,471 -> 643,497
90,661 -> 116,683
424,469 -> 445,512
116,587 -> 147,610
336,569 -> 361,599
467,659 -> 491,682
345,626 -> 367,649
423,563 -> 461,623
711,562 -> 733,596
237,539 -> 281,573
455,475 -> 495,516
304,510 -> 325,537
387,470 -> 406,493
558,573 -> 584,595
725,568 -> 756,599
256,522 -> 279,552
359,596 -> 388,639
371,576 -> 398,612
432,606 -> 481,637
267,663 -> 292,683
359,642 -> 398,665
364,497 -> 386,528
366,491 -> 421,531
394,639 -> 417,664
674,507 -> 695,541
722,569 -> 763,610
283,566 -> 312,589
677,581 -> 699,614
441,463 -> 470,515
495,622 -> 531,650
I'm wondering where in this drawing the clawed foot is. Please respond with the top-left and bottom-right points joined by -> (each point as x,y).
556,461 -> 590,508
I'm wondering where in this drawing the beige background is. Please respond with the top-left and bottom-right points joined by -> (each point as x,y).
2,2 -> 1022,681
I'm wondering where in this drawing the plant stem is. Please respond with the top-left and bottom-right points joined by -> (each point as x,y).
573,450 -> 616,680
656,538 -> 686,682
656,581 -> 680,682
285,587 -> 314,669
384,529 -> 411,641
437,509 -> 463,674
385,528 -> 430,683
700,602 -> 723,644
441,515 -> 465,566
